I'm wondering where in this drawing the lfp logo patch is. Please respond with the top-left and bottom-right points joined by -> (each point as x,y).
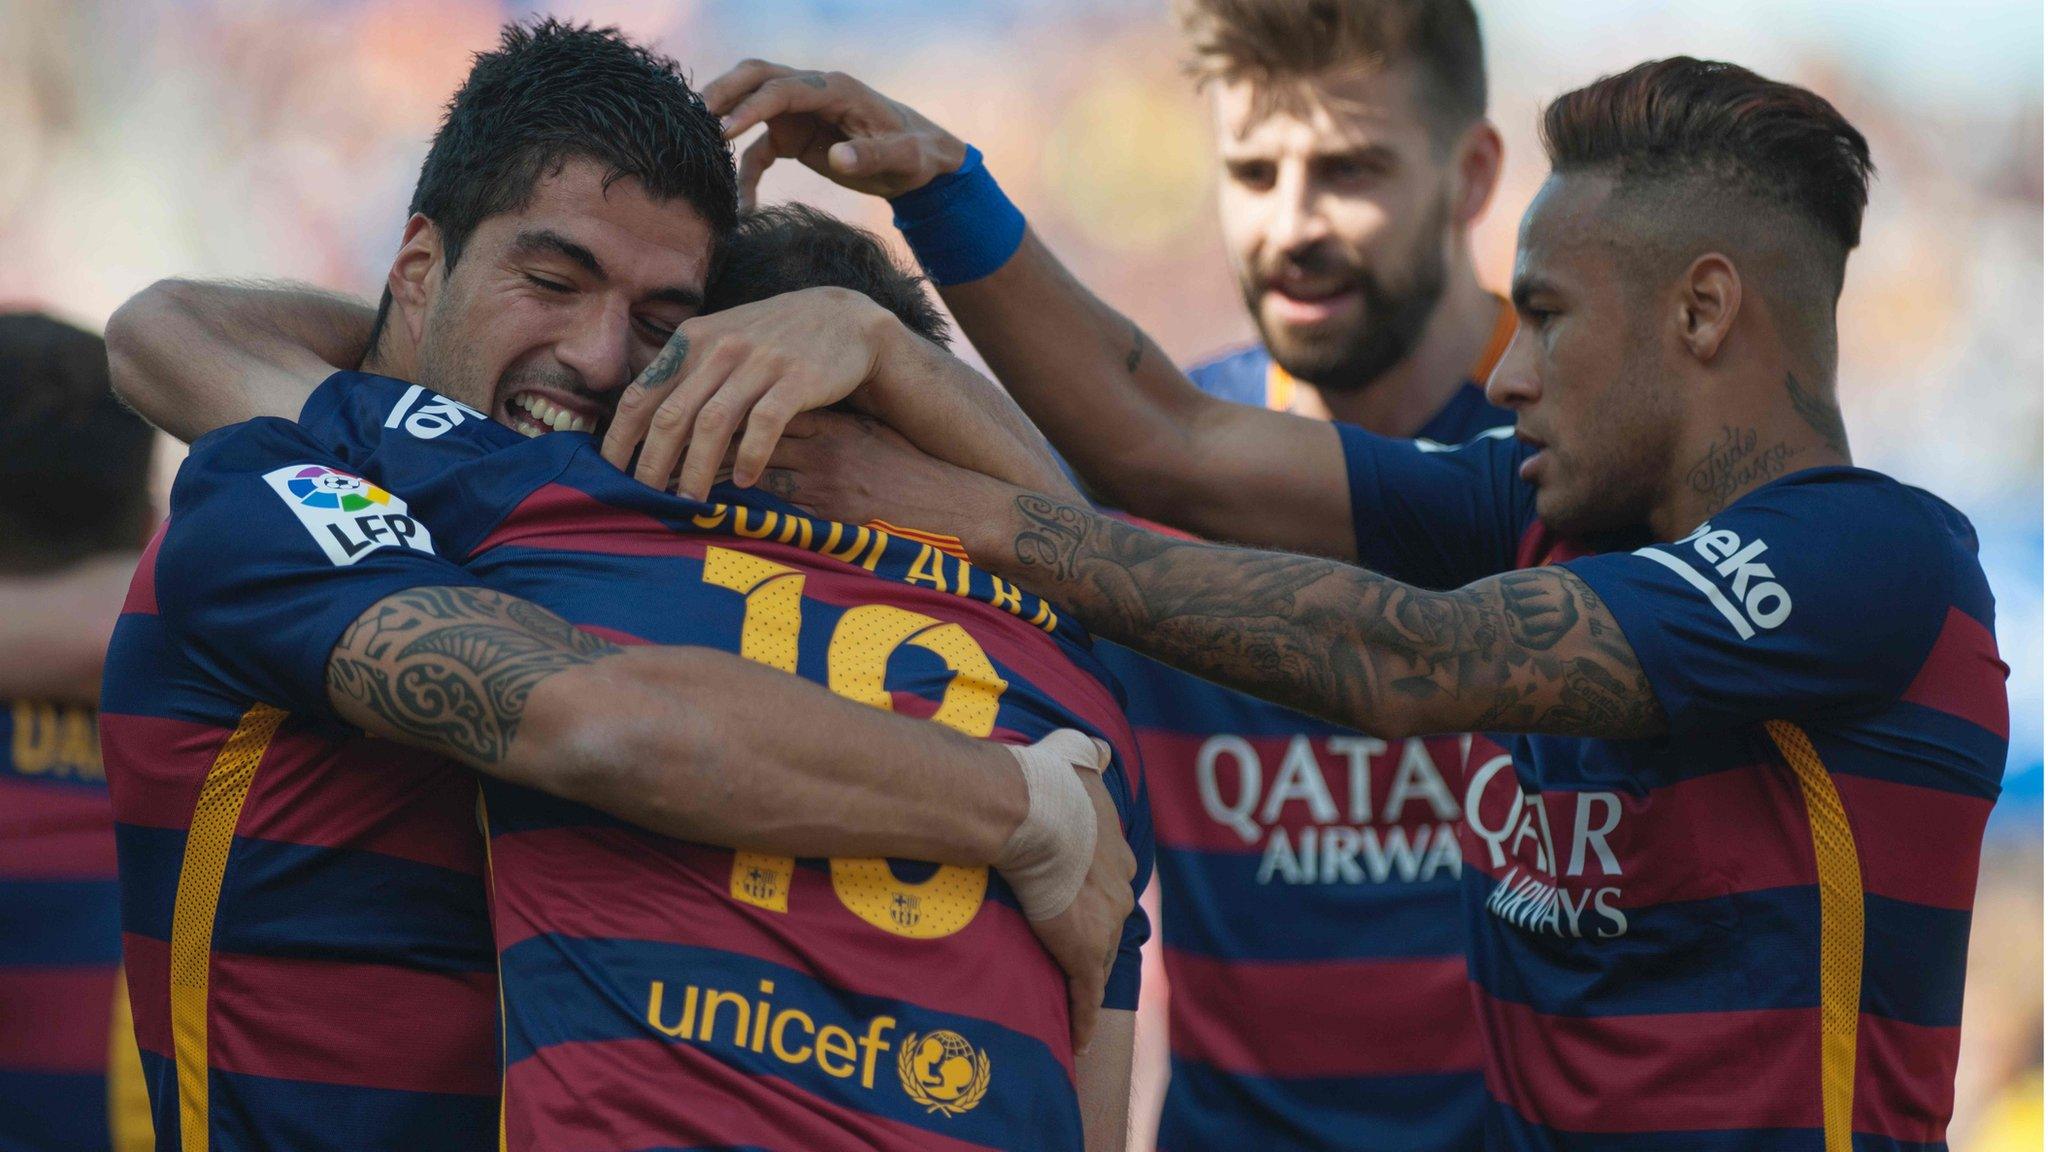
264,465 -> 436,566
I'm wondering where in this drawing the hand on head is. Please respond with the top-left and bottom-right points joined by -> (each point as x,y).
599,286 -> 896,499
701,59 -> 966,208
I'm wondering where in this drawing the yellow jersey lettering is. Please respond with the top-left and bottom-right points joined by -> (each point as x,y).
730,506 -> 778,540
859,530 -> 888,572
770,1007 -> 815,1063
647,978 -> 916,1097
815,1025 -> 858,1079
700,988 -> 751,1046
989,578 -> 1022,615
646,981 -> 699,1039
751,980 -> 775,1052
776,513 -> 813,551
823,523 -> 870,564
904,544 -> 949,592
691,505 -> 730,531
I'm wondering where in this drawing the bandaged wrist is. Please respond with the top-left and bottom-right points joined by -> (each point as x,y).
994,730 -> 1108,921
889,144 -> 1026,287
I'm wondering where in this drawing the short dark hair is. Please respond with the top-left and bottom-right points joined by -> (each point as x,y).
1542,57 -> 1873,262
1177,0 -> 1485,137
705,204 -> 951,346
0,314 -> 154,572
370,18 -> 738,347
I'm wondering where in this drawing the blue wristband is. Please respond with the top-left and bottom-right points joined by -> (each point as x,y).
889,144 -> 1026,287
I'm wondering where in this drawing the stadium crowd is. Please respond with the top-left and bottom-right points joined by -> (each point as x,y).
0,1 -> 2038,1151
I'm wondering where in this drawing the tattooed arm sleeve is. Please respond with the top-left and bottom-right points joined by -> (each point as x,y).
977,489 -> 1665,740
323,585 -> 622,768
323,585 -> 1051,865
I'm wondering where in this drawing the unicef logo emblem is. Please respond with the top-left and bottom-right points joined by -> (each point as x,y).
285,466 -> 392,513
897,1030 -> 991,1116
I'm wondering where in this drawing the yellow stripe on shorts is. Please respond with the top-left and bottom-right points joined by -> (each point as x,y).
169,704 -> 284,1152
1766,719 -> 1864,1152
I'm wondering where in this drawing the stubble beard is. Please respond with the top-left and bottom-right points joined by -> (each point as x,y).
1243,197 -> 1451,395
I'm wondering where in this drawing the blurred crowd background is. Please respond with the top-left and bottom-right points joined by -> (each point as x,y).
0,0 -> 2037,1146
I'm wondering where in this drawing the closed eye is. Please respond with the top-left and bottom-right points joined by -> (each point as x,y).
525,274 -> 573,295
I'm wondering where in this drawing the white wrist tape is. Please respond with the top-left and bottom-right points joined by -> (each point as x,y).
996,729 -> 1111,921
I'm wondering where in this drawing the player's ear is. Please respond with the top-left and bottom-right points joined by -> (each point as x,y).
1450,119 -> 1503,229
387,214 -> 443,345
1677,252 -> 1741,364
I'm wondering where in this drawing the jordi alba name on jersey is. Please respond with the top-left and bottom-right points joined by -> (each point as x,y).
1338,424 -> 2008,1151
284,372 -> 1155,1152
1097,347 -> 1507,1152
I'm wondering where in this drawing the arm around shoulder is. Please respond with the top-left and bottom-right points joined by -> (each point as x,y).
106,279 -> 374,441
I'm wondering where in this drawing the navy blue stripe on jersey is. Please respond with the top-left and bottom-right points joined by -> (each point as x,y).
1157,849 -> 1463,960
1159,1062 -> 1486,1152
0,878 -> 122,966
1464,877 -> 1823,1017
205,1066 -> 497,1152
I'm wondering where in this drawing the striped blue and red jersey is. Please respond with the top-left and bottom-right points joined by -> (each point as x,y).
1337,425 -> 2008,1151
1099,335 -> 1510,1152
238,371 -> 1151,1152
0,700 -> 123,1152
99,423 -> 509,1150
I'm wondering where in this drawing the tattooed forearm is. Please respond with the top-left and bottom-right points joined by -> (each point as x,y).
1003,495 -> 1664,739
326,586 -> 620,766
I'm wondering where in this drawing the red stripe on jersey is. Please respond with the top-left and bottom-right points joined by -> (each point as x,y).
1833,774 -> 1990,910
470,483 -> 681,557
1514,523 -> 1602,570
864,520 -> 968,559
1164,950 -> 1480,1076
1459,758 -> 1815,907
121,933 -> 170,1058
99,713 -> 221,830
489,826 -> 1072,1062
1474,989 -> 1822,1133
1854,1012 -> 1959,1143
123,524 -> 165,616
506,1035 -> 1007,1152
206,951 -> 497,1096
0,966 -> 117,1073
1142,731 -> 1464,854
0,777 -> 117,878
233,731 -> 485,876
1901,607 -> 2009,738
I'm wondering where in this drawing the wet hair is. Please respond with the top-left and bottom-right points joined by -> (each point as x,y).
1177,0 -> 1485,138
706,204 -> 951,346
369,17 -> 738,348
0,314 -> 154,571
1542,57 -> 1873,291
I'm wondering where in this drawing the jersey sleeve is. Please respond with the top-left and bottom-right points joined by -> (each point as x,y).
1337,423 -> 1536,590
1102,747 -> 1154,1012
152,419 -> 490,721
1562,472 -> 1953,739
